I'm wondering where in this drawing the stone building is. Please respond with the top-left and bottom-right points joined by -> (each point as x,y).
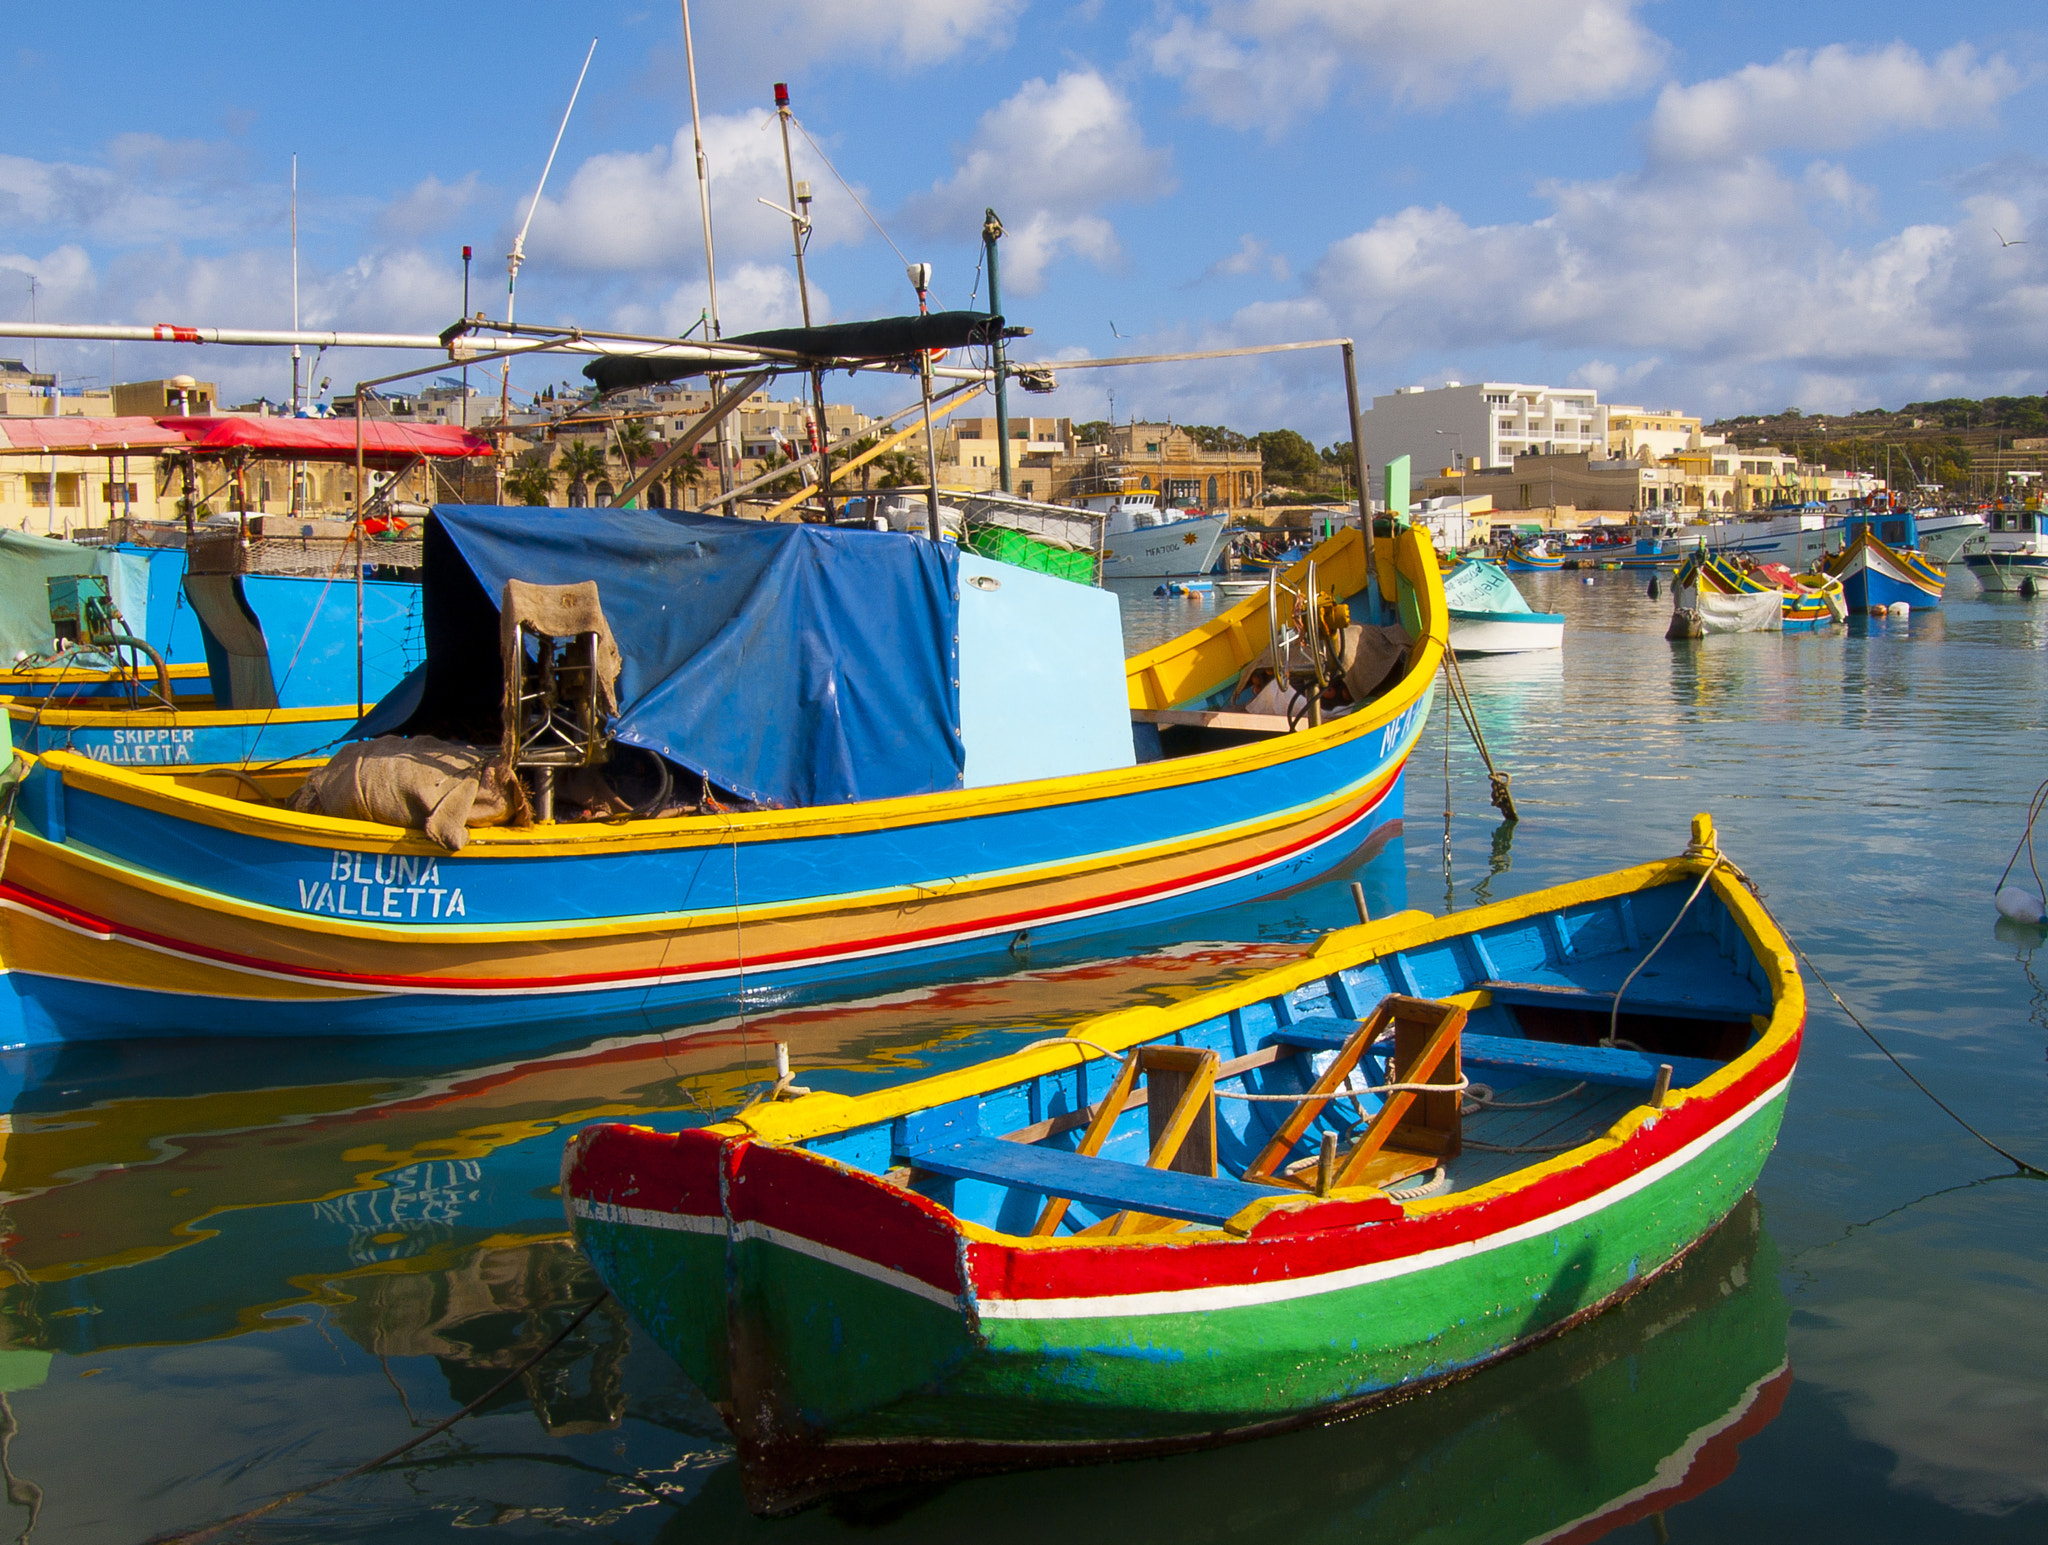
1040,422 -> 1262,510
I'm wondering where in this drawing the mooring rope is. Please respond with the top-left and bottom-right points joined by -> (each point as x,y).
1713,850 -> 2048,1181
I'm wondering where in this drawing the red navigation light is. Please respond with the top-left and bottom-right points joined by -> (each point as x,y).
774,82 -> 790,107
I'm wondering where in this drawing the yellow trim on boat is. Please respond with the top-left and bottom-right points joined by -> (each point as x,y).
5,701 -> 351,729
26,526 -> 1446,859
723,818 -> 1806,1248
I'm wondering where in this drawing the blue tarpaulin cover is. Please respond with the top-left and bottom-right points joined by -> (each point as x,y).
406,506 -> 962,809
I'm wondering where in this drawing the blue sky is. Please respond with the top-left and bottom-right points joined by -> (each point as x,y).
3,1 -> 2044,441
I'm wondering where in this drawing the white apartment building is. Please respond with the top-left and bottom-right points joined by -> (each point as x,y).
1355,381 -> 1607,479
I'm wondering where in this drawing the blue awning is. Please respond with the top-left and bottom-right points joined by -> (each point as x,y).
400,507 -> 962,809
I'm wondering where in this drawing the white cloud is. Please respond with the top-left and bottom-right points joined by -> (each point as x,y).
380,173 -> 485,238
1647,43 -> 2020,164
1230,153 -> 2048,416
519,110 -> 865,276
905,71 -> 1171,294
0,136 -> 267,246
1149,0 -> 1668,129
1201,234 -> 1291,284
610,261 -> 825,339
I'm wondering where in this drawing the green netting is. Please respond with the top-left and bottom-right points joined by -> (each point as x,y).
963,523 -> 1097,585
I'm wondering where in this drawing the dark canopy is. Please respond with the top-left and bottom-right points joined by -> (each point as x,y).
396,506 -> 962,809
584,311 -> 1003,394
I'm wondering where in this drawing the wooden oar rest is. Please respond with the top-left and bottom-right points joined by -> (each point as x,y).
1246,995 -> 1466,1193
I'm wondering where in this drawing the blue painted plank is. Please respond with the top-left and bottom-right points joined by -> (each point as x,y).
894,1097 -> 983,1150
1463,1033 -> 1721,1089
903,1134 -> 1274,1226
1480,980 -> 1756,1023
1271,1015 -> 1367,1050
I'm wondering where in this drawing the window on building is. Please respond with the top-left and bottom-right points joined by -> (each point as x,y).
1145,442 -> 1158,453
101,482 -> 139,504
1020,479 -> 1034,496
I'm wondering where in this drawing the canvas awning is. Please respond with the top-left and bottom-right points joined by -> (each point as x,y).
393,507 -> 963,809
585,311 -> 1004,394
0,415 -> 190,453
160,416 -> 493,464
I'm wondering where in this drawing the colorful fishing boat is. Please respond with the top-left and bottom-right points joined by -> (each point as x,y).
564,815 -> 1803,1513
1667,552 -> 1846,637
1822,508 -> 1945,611
1441,557 -> 1564,654
1961,505 -> 2048,594
1499,537 -> 1562,572
0,512 -> 1443,1044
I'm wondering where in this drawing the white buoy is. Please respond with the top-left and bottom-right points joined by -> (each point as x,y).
1996,886 -> 2047,924
1888,601 -> 1911,619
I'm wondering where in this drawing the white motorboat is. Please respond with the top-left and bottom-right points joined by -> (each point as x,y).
1961,506 -> 2048,593
1081,492 -> 1231,579
1442,558 -> 1564,654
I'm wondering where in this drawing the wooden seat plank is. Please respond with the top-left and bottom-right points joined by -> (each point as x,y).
907,1135 -> 1271,1227
1478,979 -> 1759,1024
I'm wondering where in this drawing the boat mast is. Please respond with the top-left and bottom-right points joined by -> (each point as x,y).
290,153 -> 303,512
772,82 -> 833,521
679,0 -> 732,500
500,38 -> 597,503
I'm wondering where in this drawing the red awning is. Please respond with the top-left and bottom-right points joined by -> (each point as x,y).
0,415 -> 192,453
159,415 -> 494,463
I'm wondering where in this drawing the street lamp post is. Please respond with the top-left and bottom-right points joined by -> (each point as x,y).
1435,428 -> 1467,545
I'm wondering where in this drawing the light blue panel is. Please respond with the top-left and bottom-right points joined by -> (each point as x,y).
1384,454 -> 1411,517
957,552 -> 1134,789
239,574 -> 424,710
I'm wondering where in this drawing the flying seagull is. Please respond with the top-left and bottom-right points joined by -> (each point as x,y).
1994,228 -> 2028,247
1110,321 -> 1129,338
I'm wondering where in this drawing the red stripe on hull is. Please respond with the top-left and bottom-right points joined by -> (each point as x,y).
565,1021 -> 1801,1312
2,758 -> 1405,995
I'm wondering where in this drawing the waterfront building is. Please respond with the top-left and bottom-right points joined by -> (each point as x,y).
1356,381 -> 1607,479
1039,422 -> 1263,511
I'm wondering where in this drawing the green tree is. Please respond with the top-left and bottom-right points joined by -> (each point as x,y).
1184,423 -> 1252,452
1074,420 -> 1111,446
555,439 -> 607,506
835,435 -> 883,490
506,456 -> 556,506
875,449 -> 921,489
1256,428 -> 1322,483
615,417 -> 655,466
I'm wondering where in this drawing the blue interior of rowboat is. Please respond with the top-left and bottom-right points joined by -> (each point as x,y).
804,875 -> 1771,1233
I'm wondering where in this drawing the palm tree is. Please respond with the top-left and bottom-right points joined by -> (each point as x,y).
506,458 -> 556,506
875,449 -> 922,489
556,439 -> 607,507
836,435 -> 881,491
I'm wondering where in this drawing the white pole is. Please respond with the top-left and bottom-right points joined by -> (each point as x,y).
501,37 -> 597,501
291,153 -> 303,513
680,0 -> 731,497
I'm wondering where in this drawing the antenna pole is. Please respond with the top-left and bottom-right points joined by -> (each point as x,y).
679,0 -> 732,498
501,37 -> 597,503
983,209 -> 1011,494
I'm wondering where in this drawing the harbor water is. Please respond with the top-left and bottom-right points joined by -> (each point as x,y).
5,568 -> 2046,1541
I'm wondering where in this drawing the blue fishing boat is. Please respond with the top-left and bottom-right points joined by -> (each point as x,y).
1823,507 -> 1946,611
1499,538 -> 1562,572
0,511 -> 1444,1044
5,569 -> 422,766
1440,558 -> 1563,653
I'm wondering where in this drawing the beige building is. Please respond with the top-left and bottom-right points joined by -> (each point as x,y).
1038,422 -> 1263,511
1421,450 -> 1685,517
1605,406 -> 1703,463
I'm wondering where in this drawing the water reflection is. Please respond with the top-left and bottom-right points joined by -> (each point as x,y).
658,1196 -> 1788,1543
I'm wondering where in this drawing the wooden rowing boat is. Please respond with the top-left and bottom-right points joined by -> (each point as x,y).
564,814 -> 1803,1512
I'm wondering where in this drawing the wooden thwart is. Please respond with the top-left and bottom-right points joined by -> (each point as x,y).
1031,1045 -> 1221,1238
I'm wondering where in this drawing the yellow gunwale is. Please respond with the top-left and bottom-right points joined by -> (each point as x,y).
0,661 -> 212,684
712,820 -> 1804,1247
25,526 -> 1447,859
1,719 -> 1420,947
6,702 -> 354,729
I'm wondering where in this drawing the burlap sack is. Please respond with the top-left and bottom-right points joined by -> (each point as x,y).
289,736 -> 527,852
